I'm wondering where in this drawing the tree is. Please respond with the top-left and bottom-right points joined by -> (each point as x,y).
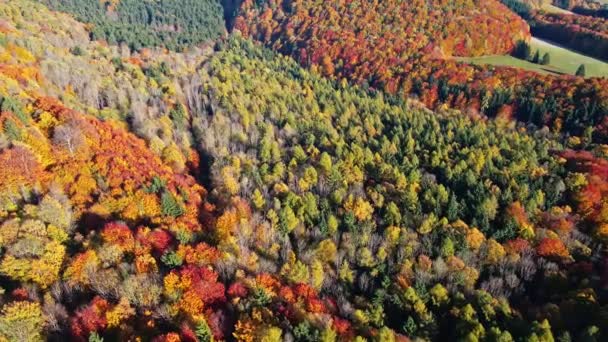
53,121 -> 85,156
513,41 -> 531,60
0,301 -> 45,341
532,50 -> 540,64
161,191 -> 185,217
576,64 -> 586,77
541,52 -> 551,65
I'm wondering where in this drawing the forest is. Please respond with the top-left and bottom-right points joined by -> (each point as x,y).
234,0 -> 608,143
42,0 -> 226,51
0,0 -> 606,341
531,11 -> 608,61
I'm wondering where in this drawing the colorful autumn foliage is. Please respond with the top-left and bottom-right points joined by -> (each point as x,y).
531,11 -> 608,60
234,0 -> 608,142
0,0 -> 607,340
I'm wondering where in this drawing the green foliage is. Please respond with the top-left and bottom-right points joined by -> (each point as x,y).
2,119 -> 21,141
44,0 -> 225,51
532,50 -> 540,64
145,176 -> 166,194
251,287 -> 272,307
160,251 -> 183,268
514,40 -> 532,60
169,104 -> 188,130
1,96 -> 28,124
576,64 -> 587,77
195,320 -> 214,342
89,332 -> 104,342
500,0 -> 533,19
293,321 -> 320,342
161,190 -> 185,218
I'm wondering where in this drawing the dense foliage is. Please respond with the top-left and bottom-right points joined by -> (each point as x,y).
0,0 -> 607,341
234,0 -> 608,144
43,0 -> 225,51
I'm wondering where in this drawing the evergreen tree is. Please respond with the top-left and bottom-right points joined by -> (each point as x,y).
513,40 -> 531,60
576,64 -> 586,77
541,52 -> 551,65
532,50 -> 540,64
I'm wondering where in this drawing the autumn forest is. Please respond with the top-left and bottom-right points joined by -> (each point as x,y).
0,0 -> 607,341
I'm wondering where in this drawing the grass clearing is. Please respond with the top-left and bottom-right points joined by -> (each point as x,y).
455,55 -> 564,75
456,38 -> 608,78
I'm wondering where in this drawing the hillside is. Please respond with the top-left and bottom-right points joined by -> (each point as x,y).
43,0 -> 226,51
234,0 -> 608,143
0,0 -> 607,341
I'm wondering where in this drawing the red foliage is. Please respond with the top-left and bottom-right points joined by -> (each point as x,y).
101,222 -> 135,250
537,238 -> 569,259
147,229 -> 173,253
333,317 -> 352,336
227,282 -> 248,298
0,145 -> 46,191
179,266 -> 226,305
11,288 -> 29,301
179,324 -> 197,342
70,296 -> 109,340
504,238 -> 531,255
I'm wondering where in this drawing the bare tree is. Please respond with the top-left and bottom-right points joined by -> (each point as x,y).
52,122 -> 85,156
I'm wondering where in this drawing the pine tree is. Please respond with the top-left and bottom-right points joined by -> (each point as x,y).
541,52 -> 551,65
513,40 -> 531,60
161,191 -> 185,217
576,64 -> 586,77
532,50 -> 540,64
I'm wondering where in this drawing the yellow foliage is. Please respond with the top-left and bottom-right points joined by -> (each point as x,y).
216,209 -> 238,241
180,290 -> 204,317
149,136 -> 166,155
135,254 -> 158,274
353,309 -> 369,325
0,219 -> 19,246
0,218 -> 66,288
233,319 -> 256,342
252,189 -> 265,209
344,195 -> 373,221
12,44 -> 36,63
466,227 -> 486,250
106,298 -> 135,328
23,130 -> 54,168
384,226 -> 401,246
64,250 -> 99,285
162,143 -> 186,173
316,239 -> 337,263
484,239 -> 506,265
339,261 -> 354,283
430,283 -> 449,306
281,255 -> 309,284
258,326 -> 282,342
0,301 -> 44,342
311,259 -> 324,290
163,272 -> 182,299
221,166 -> 240,195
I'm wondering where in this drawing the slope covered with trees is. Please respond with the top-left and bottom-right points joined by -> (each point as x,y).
234,0 -> 608,143
0,0 -> 608,341
43,0 -> 225,51
193,35 -> 608,342
531,11 -> 608,60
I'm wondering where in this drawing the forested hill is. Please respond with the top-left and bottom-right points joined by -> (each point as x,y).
0,0 -> 606,341
43,0 -> 226,51
234,0 -> 608,143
